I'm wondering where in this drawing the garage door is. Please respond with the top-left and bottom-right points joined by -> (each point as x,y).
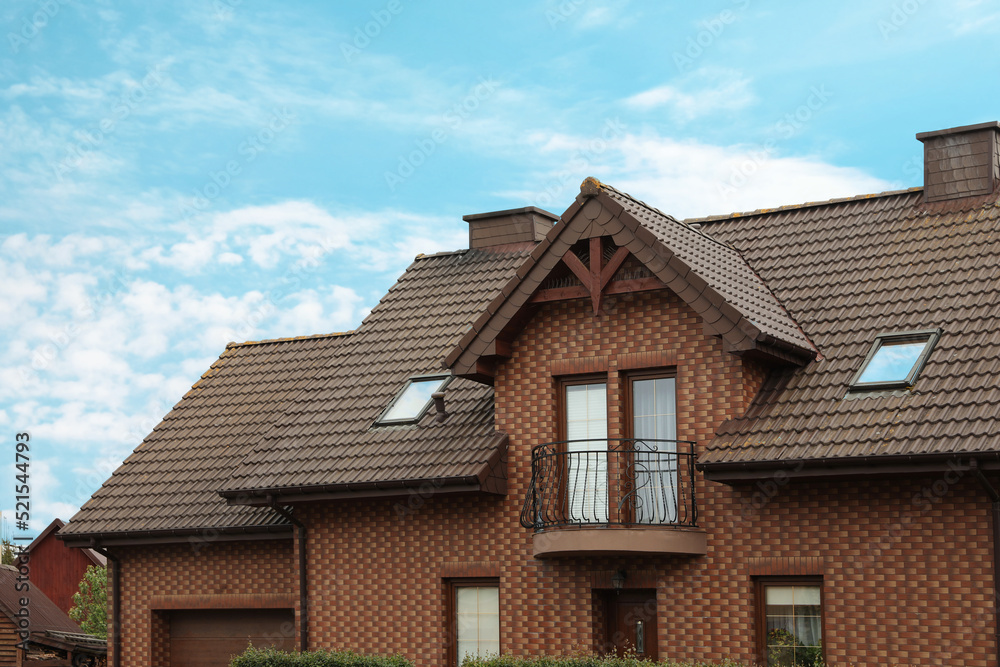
169,608 -> 295,667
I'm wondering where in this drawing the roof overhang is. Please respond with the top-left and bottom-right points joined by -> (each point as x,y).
221,434 -> 509,505
698,451 -> 1000,483
56,523 -> 293,548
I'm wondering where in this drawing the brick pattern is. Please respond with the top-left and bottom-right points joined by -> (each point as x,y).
921,127 -> 999,201
114,540 -> 295,666
117,288 -> 997,666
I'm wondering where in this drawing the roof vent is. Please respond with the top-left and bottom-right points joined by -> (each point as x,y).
917,121 -> 1000,202
463,206 -> 557,250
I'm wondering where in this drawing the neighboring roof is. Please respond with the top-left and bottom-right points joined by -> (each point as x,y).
26,519 -> 105,566
220,246 -> 529,500
447,178 -> 817,378
697,186 -> 1000,470
0,565 -> 82,634
29,630 -> 106,656
60,333 -> 351,542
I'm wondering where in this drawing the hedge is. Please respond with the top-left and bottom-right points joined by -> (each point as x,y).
229,649 -> 754,667
460,657 -> 748,667
229,647 -> 413,667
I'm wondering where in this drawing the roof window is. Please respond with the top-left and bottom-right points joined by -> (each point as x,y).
849,329 -> 940,391
376,375 -> 450,425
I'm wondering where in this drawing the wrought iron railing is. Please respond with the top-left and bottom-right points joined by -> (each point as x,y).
519,438 -> 698,530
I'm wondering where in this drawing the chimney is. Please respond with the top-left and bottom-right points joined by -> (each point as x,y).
917,121 -> 1000,202
463,206 -> 557,250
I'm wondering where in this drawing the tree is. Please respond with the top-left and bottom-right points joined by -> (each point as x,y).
69,565 -> 108,638
0,517 -> 14,566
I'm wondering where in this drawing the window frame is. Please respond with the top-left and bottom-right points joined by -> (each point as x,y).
848,328 -> 941,391
556,374 -> 609,442
754,576 -> 826,667
373,374 -> 451,426
624,368 -> 678,441
445,578 -> 501,667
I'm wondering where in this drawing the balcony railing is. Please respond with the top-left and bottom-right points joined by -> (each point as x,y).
519,438 -> 698,531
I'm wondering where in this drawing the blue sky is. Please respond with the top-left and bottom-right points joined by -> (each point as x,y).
2,0 -> 999,533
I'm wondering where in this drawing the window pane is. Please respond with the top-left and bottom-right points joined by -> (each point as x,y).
632,376 -> 677,523
455,585 -> 500,663
766,586 -> 795,605
857,340 -> 927,384
565,383 -> 607,522
764,584 -> 822,667
382,377 -> 448,421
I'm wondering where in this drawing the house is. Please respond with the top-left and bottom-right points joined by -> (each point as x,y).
0,565 -> 106,666
16,519 -> 107,616
59,121 -> 1000,667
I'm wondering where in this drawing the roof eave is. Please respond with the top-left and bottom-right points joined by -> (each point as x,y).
56,523 -> 293,548
698,451 -> 1000,482
220,473 -> 500,506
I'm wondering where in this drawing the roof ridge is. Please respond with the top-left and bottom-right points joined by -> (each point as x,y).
226,331 -> 353,349
593,177 -> 741,252
684,186 -> 924,223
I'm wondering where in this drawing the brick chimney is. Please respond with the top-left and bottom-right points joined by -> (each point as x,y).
463,206 -> 557,250
917,121 -> 1000,202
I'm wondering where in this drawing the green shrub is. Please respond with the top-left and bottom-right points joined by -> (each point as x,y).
229,646 -> 413,667
460,656 -> 748,667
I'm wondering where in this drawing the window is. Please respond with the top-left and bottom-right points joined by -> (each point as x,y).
561,378 -> 608,522
849,329 -> 940,391
627,372 -> 678,524
449,581 -> 499,666
756,579 -> 824,667
375,374 -> 449,425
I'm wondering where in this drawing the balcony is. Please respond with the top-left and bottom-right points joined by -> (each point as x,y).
519,439 -> 707,558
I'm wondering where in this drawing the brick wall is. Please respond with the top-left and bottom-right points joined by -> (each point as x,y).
114,539 -> 295,666
119,288 -> 997,666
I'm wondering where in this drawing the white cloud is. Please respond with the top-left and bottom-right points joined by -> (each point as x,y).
625,69 -> 756,120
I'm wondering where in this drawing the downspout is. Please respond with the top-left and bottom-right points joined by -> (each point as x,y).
974,462 -> 1000,665
268,496 -> 308,652
90,543 -> 120,667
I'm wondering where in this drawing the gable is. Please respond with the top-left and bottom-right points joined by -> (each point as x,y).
447,178 -> 817,382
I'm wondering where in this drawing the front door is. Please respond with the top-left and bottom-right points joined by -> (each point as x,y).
604,590 -> 659,660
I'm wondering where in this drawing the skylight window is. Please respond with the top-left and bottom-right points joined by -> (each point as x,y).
850,329 -> 940,391
376,375 -> 450,424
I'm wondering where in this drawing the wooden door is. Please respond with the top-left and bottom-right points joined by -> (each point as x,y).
605,590 -> 658,660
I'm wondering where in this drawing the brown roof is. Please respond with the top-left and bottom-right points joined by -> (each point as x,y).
600,181 -> 817,354
60,333 -> 350,541
220,247 -> 529,499
697,186 -> 1000,469
63,246 -> 529,539
0,565 -> 82,634
447,178 -> 816,379
63,159 -> 1000,538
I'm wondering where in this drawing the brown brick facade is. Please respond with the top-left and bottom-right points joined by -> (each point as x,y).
112,540 -> 296,666
114,289 -> 997,666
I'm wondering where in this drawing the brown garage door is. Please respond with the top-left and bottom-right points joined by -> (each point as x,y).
169,608 -> 295,667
